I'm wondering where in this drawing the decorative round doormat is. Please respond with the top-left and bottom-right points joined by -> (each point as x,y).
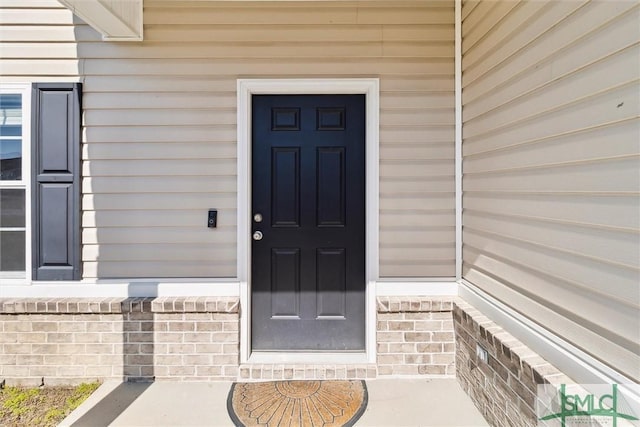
227,380 -> 368,427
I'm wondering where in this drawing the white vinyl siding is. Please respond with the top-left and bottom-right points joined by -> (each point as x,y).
0,1 -> 80,81
461,0 -> 640,381
77,0 -> 456,279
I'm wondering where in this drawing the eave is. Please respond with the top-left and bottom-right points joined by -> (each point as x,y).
58,0 -> 143,41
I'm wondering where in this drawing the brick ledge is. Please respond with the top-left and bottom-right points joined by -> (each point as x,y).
238,364 -> 377,381
376,296 -> 457,313
0,297 -> 239,314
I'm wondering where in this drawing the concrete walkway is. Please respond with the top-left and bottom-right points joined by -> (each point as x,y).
61,379 -> 489,427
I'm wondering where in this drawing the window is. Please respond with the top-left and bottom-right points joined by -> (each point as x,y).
0,84 -> 31,280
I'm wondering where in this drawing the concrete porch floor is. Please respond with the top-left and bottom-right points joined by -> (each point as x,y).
61,378 -> 490,427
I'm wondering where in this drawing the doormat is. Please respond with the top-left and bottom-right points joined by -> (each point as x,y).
227,380 -> 368,427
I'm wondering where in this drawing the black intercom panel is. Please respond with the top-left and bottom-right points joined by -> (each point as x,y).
207,209 -> 217,228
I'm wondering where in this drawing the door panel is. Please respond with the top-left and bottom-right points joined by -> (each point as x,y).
316,248 -> 347,318
271,147 -> 300,227
317,147 -> 346,227
251,94 -> 365,351
270,248 -> 300,318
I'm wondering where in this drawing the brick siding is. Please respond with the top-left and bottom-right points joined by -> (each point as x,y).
454,300 -> 574,427
0,297 -> 239,386
376,296 -> 456,376
0,296 -> 461,385
3,292 -> 574,414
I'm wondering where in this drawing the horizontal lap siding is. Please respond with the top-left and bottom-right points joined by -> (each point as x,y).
0,0 -> 80,81
78,0 -> 456,278
462,0 -> 640,381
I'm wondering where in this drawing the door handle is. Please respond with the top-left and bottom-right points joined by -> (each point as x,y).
253,231 -> 263,241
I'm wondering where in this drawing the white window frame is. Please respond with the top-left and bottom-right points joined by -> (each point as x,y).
0,83 -> 32,283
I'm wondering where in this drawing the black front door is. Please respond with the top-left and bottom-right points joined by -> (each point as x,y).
251,94 -> 366,351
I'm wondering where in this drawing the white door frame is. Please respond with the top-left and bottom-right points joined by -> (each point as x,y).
237,78 -> 379,364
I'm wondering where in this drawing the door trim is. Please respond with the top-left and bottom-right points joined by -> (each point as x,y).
237,79 -> 379,364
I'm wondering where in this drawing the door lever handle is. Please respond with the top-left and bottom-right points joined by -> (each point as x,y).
253,231 -> 263,241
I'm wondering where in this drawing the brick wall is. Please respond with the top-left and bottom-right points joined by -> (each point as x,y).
0,297 -> 239,386
152,310 -> 239,381
1,296 -> 462,385
235,296 -> 457,381
454,300 -> 573,427
1,311 -> 123,385
376,296 -> 456,376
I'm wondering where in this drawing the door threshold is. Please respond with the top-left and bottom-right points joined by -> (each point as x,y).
247,352 -> 370,365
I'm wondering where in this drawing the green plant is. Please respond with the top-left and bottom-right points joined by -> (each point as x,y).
0,381 -> 100,426
65,382 -> 100,411
44,407 -> 65,423
1,387 -> 41,418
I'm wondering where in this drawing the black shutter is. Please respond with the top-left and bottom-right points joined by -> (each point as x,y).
32,83 -> 82,280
